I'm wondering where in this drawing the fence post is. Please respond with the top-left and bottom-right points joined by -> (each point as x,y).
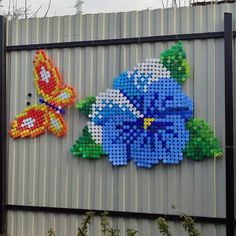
224,12 -> 235,236
0,15 -> 6,236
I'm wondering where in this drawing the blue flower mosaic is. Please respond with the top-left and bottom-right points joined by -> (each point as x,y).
89,66 -> 193,167
71,42 -> 222,168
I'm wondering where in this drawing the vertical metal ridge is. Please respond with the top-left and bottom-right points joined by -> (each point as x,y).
0,15 -> 6,235
224,12 -> 235,236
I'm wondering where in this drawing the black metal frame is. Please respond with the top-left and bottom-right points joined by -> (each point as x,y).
6,32 -> 225,51
0,15 -> 6,235
7,204 -> 227,224
4,31 -> 236,52
224,13 -> 235,236
0,12 -> 235,235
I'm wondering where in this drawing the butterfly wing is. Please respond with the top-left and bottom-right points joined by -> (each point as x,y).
33,50 -> 76,107
33,50 -> 62,100
51,85 -> 76,108
9,105 -> 48,138
47,110 -> 67,137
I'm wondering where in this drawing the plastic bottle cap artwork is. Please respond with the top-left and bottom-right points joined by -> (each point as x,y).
9,50 -> 76,138
71,42 -> 222,168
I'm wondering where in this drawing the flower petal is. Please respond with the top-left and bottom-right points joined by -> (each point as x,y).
143,78 -> 193,121
102,122 -> 131,165
113,59 -> 170,97
130,116 -> 189,167
90,89 -> 143,126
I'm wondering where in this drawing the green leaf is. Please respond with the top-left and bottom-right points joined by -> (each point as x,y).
184,118 -> 223,161
70,126 -> 105,159
76,96 -> 96,116
160,41 -> 190,85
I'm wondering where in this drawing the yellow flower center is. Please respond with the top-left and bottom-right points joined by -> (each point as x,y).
143,118 -> 155,129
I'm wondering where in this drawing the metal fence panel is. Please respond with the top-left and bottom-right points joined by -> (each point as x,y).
6,42 -> 226,215
7,210 -> 226,236
6,3 -> 236,235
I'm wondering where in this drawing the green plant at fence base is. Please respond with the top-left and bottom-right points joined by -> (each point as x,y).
48,228 -> 56,236
101,211 -> 120,236
156,218 -> 172,236
156,206 -> 200,236
47,206 -> 201,236
108,228 -> 120,236
77,211 -> 95,236
101,211 -> 110,236
172,205 -> 200,236
126,229 -> 138,236
182,216 -> 200,236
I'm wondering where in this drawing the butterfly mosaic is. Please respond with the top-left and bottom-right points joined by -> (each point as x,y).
10,50 -> 76,138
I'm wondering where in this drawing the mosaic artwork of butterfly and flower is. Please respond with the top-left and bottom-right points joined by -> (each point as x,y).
71,42 -> 222,168
9,50 -> 76,138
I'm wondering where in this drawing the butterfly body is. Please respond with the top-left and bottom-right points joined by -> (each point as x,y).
10,50 -> 76,138
38,98 -> 65,114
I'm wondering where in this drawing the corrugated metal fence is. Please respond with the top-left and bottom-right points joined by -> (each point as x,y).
4,3 -> 236,236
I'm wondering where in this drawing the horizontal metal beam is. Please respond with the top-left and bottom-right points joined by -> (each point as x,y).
6,32 -> 226,52
7,204 -> 227,225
